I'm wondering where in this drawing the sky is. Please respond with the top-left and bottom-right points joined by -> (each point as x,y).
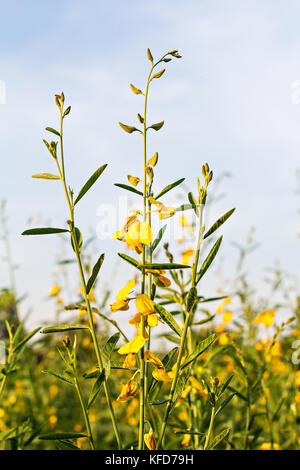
0,0 -> 300,331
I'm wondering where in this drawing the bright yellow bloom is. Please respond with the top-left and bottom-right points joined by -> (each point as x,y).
49,384 -> 59,399
295,371 -> 300,387
147,313 -> 159,327
144,428 -> 156,450
144,350 -> 164,368
181,434 -> 191,447
136,294 -> 155,314
118,326 -> 148,355
152,368 -> 172,382
49,285 -> 61,296
259,442 -> 280,450
127,175 -> 142,187
253,309 -> 276,328
218,333 -> 229,345
0,409 -> 5,419
116,381 -> 138,402
159,206 -> 175,219
49,415 -> 58,426
295,392 -> 300,403
123,353 -> 136,368
110,280 -> 135,312
181,247 -> 194,266
222,310 -> 232,323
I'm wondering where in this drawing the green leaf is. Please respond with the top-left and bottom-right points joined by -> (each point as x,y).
13,327 -> 41,354
55,440 -> 81,450
22,228 -> 69,236
171,368 -> 190,411
159,334 -> 180,345
102,333 -> 120,377
215,393 -> 236,417
42,370 -> 74,385
86,254 -> 104,294
139,263 -> 190,270
151,225 -> 167,254
45,127 -> 60,136
71,227 -> 83,253
41,324 -> 89,334
118,253 -> 140,269
181,334 -> 217,369
162,347 -> 178,370
155,178 -> 185,199
196,236 -> 223,284
175,203 -> 195,212
188,192 -> 198,215
193,314 -> 216,325
32,173 -> 60,180
154,304 -> 182,337
148,120 -> 164,131
39,432 -> 87,440
0,422 -> 31,441
151,69 -> 165,79
74,164 -> 107,205
204,208 -> 235,239
114,183 -> 143,196
207,428 -> 230,450
87,369 -> 105,410
119,122 -> 141,134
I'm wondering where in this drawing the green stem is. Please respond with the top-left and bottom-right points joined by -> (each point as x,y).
204,405 -> 215,450
74,373 -> 95,450
57,107 -> 121,450
158,204 -> 204,449
0,376 -> 7,401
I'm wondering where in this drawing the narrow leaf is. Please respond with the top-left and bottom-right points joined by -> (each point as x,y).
45,127 -> 60,136
118,253 -> 140,269
150,225 -> 167,254
139,263 -> 190,270
102,333 -> 120,377
154,304 -> 182,337
207,428 -> 230,450
87,369 -> 105,410
114,183 -> 143,196
86,254 -> 104,294
39,432 -> 87,440
32,173 -> 60,180
155,178 -> 185,199
196,236 -> 223,284
74,164 -> 107,205
204,208 -> 235,239
13,327 -> 41,353
119,122 -> 141,134
22,228 -> 69,236
171,368 -> 190,411
55,440 -> 81,450
42,370 -> 74,386
181,334 -> 217,369
41,324 -> 89,334
148,120 -> 164,131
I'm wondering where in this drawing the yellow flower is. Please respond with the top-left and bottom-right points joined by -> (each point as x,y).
136,294 -> 155,314
158,206 -> 175,219
49,285 -> 61,296
118,327 -> 148,355
222,310 -> 232,324
259,442 -> 280,450
123,353 -> 136,368
181,434 -> 191,447
152,368 -> 172,382
295,392 -> 300,403
215,324 -> 224,333
116,381 -> 138,402
49,415 -> 58,426
295,371 -> 300,387
127,175 -> 142,187
181,247 -> 194,266
218,333 -> 229,345
253,309 -> 276,328
0,409 -> 5,418
49,384 -> 59,399
144,428 -> 156,450
147,313 -> 159,327
8,395 -> 16,405
144,350 -> 164,368
147,152 -> 158,167
110,280 -> 135,312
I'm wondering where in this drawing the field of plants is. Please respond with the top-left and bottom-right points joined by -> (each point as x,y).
0,47 -> 299,452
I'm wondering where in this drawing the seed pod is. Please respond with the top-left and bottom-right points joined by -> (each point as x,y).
186,286 -> 197,311
208,171 -> 213,183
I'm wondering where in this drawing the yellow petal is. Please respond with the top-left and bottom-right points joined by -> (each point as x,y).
152,368 -> 172,382
129,313 -> 141,326
144,428 -> 156,450
118,334 -> 146,355
123,353 -> 136,368
136,293 -> 155,314
110,299 -> 129,312
139,221 -> 152,245
159,206 -> 175,219
116,381 -> 138,402
147,313 -> 159,327
116,280 -> 136,301
144,350 -> 164,368
127,175 -> 141,187
147,152 -> 158,167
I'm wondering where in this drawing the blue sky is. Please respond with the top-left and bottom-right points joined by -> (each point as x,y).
1,0 -> 300,329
